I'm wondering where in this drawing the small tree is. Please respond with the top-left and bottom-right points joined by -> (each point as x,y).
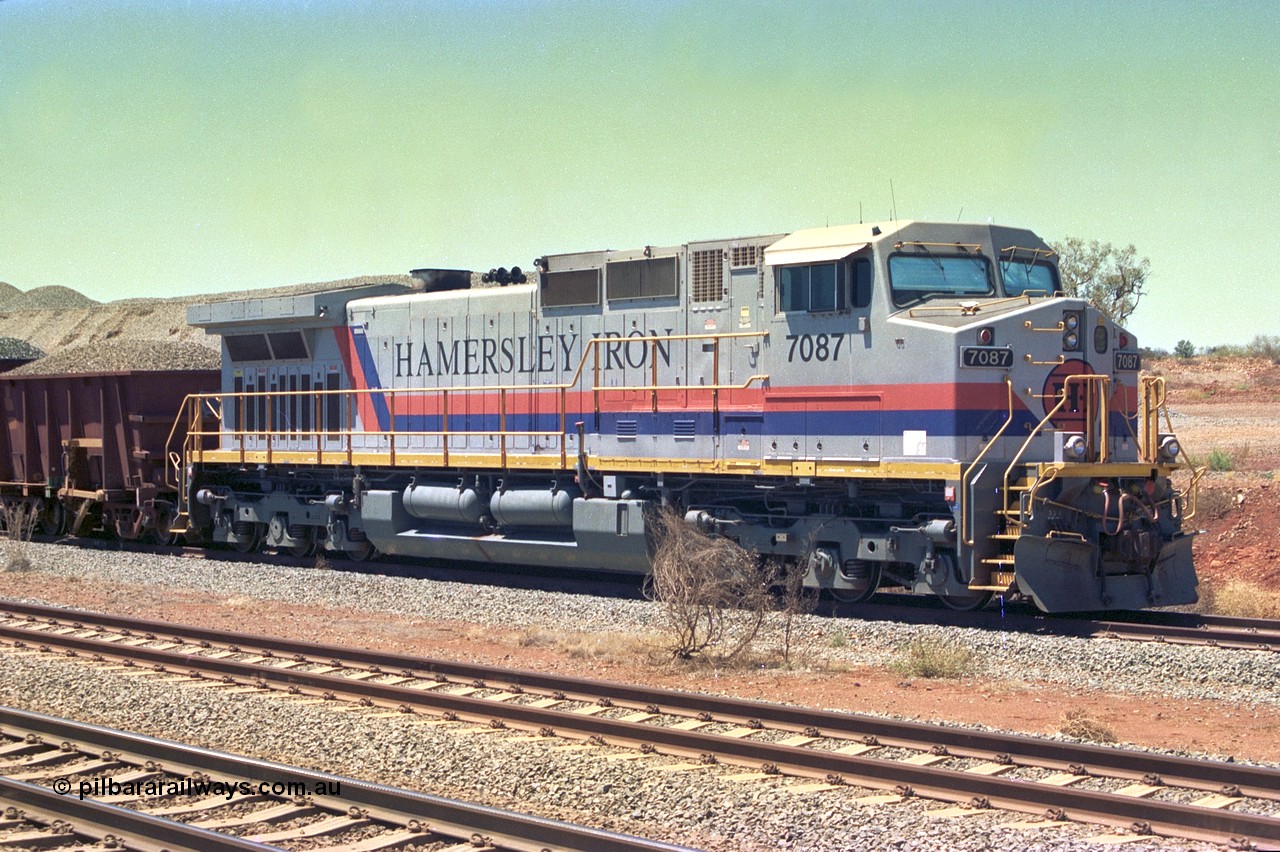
776,556 -> 819,667
644,508 -> 772,662
1174,340 -> 1196,359
1050,237 -> 1151,325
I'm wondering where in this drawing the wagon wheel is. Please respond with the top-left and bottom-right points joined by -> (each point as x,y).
150,503 -> 179,546
38,501 -> 67,537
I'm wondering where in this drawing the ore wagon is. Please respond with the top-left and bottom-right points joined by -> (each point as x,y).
0,369 -> 219,538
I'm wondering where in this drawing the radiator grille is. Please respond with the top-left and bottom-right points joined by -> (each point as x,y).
730,244 -> 759,268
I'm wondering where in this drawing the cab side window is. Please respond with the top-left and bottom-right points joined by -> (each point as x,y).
777,258 -> 872,313
778,262 -> 845,313
851,258 -> 872,308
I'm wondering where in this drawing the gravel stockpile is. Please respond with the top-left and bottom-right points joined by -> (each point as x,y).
0,284 -> 98,310
0,651 -> 1210,852
6,541 -> 1280,715
0,302 -> 209,355
0,336 -> 43,360
0,274 -> 417,361
8,340 -> 220,374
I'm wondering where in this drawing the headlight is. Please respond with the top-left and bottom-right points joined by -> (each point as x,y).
1062,311 -> 1083,350
1158,434 -> 1181,461
1064,434 -> 1087,460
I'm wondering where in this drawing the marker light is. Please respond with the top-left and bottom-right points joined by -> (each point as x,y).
977,327 -> 993,345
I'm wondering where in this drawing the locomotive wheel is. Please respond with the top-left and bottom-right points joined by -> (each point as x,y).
936,589 -> 994,611
232,524 -> 262,553
830,561 -> 881,603
346,541 -> 376,562
288,528 -> 317,558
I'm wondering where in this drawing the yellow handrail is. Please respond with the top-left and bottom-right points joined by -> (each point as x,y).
1000,373 -> 1109,524
167,329 -> 773,506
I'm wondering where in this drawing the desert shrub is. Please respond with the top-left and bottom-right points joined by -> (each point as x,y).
1204,336 -> 1280,363
644,507 -> 773,662
776,556 -> 819,666
1174,339 -> 1196,359
892,636 -> 978,679
1195,578 -> 1280,619
1059,709 -> 1117,743
1207,448 -> 1234,472
1,500 -> 39,572
1192,488 -> 1234,520
1245,335 -> 1280,363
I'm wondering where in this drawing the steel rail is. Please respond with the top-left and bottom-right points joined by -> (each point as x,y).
824,596 -> 1280,652
0,706 -> 690,852
2,599 -> 1276,799
0,775 -> 272,852
3,607 -> 1280,845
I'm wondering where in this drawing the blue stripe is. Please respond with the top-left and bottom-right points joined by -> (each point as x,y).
349,327 -> 391,431
377,409 -> 1067,439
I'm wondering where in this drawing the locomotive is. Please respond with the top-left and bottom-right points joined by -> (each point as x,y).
171,219 -> 1197,612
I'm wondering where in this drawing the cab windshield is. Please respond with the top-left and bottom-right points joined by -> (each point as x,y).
889,253 -> 993,306
1001,259 -> 1060,297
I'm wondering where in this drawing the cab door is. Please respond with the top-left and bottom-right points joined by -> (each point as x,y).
765,260 -> 857,458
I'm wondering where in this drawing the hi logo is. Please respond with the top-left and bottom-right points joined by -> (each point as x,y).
1042,359 -> 1093,431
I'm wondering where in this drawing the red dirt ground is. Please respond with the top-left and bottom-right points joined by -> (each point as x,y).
1153,356 -> 1280,588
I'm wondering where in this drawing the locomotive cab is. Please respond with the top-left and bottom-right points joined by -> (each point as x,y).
738,221 -> 1196,611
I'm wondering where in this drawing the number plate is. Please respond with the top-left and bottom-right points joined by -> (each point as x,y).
1114,351 -> 1141,371
961,346 -> 1013,368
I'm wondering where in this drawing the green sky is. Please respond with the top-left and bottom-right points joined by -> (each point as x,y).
2,0 -> 1276,348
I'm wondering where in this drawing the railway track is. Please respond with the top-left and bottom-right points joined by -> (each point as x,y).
0,705 -> 688,852
832,595 -> 1280,653
2,600 -> 1279,847
45,535 -> 1280,652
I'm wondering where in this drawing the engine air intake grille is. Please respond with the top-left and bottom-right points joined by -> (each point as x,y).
674,419 -> 696,439
691,250 -> 724,303
616,420 -> 638,439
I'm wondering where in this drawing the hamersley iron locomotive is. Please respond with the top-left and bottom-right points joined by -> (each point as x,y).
158,220 -> 1200,612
